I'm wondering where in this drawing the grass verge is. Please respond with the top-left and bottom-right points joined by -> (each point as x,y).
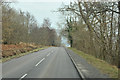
69,47 -> 118,78
0,46 -> 48,63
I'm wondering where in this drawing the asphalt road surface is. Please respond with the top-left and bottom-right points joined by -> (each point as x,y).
2,47 -> 81,79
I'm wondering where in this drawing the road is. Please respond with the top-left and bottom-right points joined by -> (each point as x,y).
2,47 -> 81,79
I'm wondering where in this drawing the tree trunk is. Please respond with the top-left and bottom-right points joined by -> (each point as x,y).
69,35 -> 73,47
118,1 -> 120,68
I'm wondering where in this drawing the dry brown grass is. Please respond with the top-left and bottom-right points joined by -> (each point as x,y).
2,43 -> 39,58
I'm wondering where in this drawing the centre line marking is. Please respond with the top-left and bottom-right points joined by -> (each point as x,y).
47,53 -> 51,56
21,74 -> 27,79
35,58 -> 45,66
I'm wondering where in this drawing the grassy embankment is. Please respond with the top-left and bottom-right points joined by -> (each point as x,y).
1,47 -> 48,63
0,43 -> 49,63
69,47 -> 119,78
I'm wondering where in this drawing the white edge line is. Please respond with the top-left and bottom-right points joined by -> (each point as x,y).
35,58 -> 45,66
71,56 -> 86,79
68,53 -> 86,80
65,48 -> 86,80
21,74 -> 27,79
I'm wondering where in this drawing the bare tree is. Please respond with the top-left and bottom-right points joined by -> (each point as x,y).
59,1 -> 119,67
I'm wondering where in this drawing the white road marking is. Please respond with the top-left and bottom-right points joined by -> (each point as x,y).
35,58 -> 45,66
21,74 -> 27,79
47,53 -> 51,56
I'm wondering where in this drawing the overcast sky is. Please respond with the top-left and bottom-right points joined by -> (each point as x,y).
8,0 -> 73,2
10,0 -> 71,46
11,2 -> 62,29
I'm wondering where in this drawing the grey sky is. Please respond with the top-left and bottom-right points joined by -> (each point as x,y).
11,2 -> 62,29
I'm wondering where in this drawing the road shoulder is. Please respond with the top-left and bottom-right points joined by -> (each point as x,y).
65,48 -> 109,78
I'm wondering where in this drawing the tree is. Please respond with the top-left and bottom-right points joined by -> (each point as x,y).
29,18 -> 61,46
59,1 -> 119,67
2,2 -> 61,49
118,1 -> 120,68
